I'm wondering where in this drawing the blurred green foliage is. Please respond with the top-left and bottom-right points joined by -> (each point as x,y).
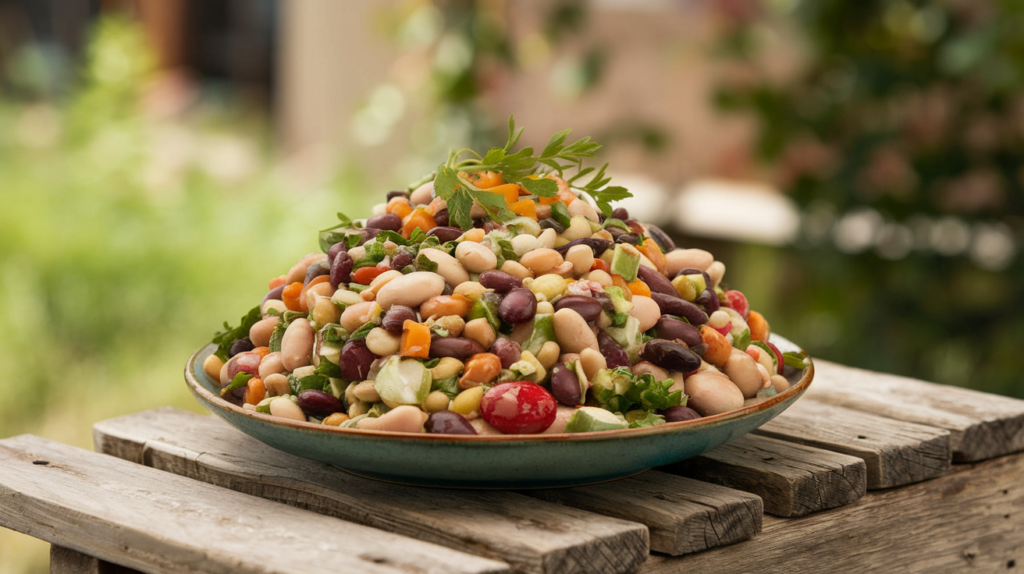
712,0 -> 1024,396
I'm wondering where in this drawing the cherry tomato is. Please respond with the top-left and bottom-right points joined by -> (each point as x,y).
480,382 -> 557,434
725,290 -> 750,320
352,265 -> 387,285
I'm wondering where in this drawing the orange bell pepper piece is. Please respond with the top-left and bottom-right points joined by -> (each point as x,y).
461,170 -> 504,189
627,280 -> 652,298
352,266 -> 387,285
401,320 -> 431,359
282,282 -> 304,311
637,238 -> 667,273
748,311 -> 770,342
401,208 -> 436,238
508,199 -> 537,219
387,197 -> 413,219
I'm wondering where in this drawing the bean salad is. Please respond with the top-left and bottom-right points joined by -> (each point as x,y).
205,119 -> 807,435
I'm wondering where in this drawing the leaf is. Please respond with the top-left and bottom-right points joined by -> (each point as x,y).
220,372 -> 253,397
211,306 -> 262,362
447,186 -> 475,230
348,321 -> 376,341
291,373 -> 329,394
783,351 -> 809,369
433,164 -> 463,201
518,177 -> 558,197
431,376 -> 459,400
415,252 -> 439,272
468,189 -> 515,222
503,115 -> 522,153
628,411 -> 666,428
551,202 -> 572,227
541,129 -> 571,157
481,147 -> 506,165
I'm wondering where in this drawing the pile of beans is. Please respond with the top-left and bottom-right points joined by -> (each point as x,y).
203,173 -> 793,435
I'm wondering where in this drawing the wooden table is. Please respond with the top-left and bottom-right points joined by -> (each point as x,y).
3,359 -> 1024,573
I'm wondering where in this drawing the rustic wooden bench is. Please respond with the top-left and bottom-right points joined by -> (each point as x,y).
3,359 -> 1024,573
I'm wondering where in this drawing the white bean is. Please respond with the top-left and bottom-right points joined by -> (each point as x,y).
375,272 -> 445,310
281,319 -> 314,371
724,348 -> 763,399
365,327 -> 401,356
565,244 -> 595,276
340,301 -> 382,332
552,309 -> 598,353
418,248 -> 470,287
519,248 -> 564,275
455,241 -> 498,273
628,295 -> 661,332
270,397 -> 306,421
665,248 -> 714,277
357,405 -> 428,432
706,261 -> 726,288
258,352 -> 285,379
410,181 -> 433,205
684,371 -> 744,416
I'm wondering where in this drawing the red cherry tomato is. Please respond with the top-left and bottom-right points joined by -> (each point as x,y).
764,340 -> 785,375
725,290 -> 750,320
352,265 -> 387,285
480,382 -> 557,434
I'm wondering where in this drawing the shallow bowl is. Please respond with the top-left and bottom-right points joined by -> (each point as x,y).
186,334 -> 813,488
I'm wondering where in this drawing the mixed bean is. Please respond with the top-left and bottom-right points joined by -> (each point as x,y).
205,171 -> 796,435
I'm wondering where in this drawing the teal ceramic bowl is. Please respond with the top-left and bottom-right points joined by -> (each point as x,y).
186,335 -> 813,488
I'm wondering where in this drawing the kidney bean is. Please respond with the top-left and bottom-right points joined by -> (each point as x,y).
654,316 -> 702,347
491,337 -> 522,369
427,226 -> 463,243
479,270 -> 522,293
482,220 -> 505,233
225,352 -> 261,382
611,207 -> 629,220
498,288 -> 536,324
390,252 -> 414,270
428,337 -> 485,361
607,226 -> 628,240
643,223 -> 676,252
697,288 -> 720,313
328,241 -> 348,265
616,233 -> 639,245
641,339 -> 702,373
592,290 -> 615,313
261,285 -> 285,308
366,213 -> 402,232
637,265 -> 678,298
339,339 -> 375,381
330,251 -> 354,288
662,405 -> 701,422
425,411 -> 477,435
554,296 -> 603,323
650,292 -> 708,325
304,259 -> 331,286
550,363 -> 582,406
381,305 -> 416,335
297,389 -> 345,418
597,331 -> 631,369
689,343 -> 708,356
433,208 -> 449,227
229,338 -> 255,357
554,237 -> 612,257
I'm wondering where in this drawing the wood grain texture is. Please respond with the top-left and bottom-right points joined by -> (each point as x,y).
527,471 -> 762,556
661,434 -> 867,517
808,360 -> 1024,462
50,545 -> 141,574
641,450 -> 1024,573
0,435 -> 510,574
92,408 -> 649,574
753,399 -> 951,489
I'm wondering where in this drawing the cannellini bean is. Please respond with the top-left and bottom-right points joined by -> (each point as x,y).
286,253 -> 326,285
632,361 -> 669,381
684,371 -> 744,416
552,308 -> 599,353
771,374 -> 791,393
352,380 -> 381,402
526,274 -> 567,301
420,295 -> 472,318
262,299 -> 287,316
418,248 -> 470,286
332,289 -> 363,307
455,241 -> 498,273
375,271 -> 446,310
565,244 -> 595,276
430,315 -> 465,337
452,281 -> 490,300
410,181 -> 433,205
340,301 -> 382,332
519,248 -> 564,275
561,216 -> 592,242
258,352 -> 285,379
270,397 -> 306,421
665,248 -> 714,277
430,357 -> 465,380
536,341 -> 561,371
511,234 -> 541,257
628,295 -> 661,332
310,296 -> 341,327
463,318 -> 496,350
587,269 -> 613,286
263,373 -> 290,397
537,228 -> 557,249
358,405 -> 428,432
281,319 -> 314,371
724,348 -> 763,399
567,198 -> 599,222
706,261 -> 726,288
579,347 -> 606,380
365,327 -> 401,356
500,260 -> 534,280
536,301 -> 555,314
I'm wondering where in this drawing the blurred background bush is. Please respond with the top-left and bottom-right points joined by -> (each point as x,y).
1,0 -> 1021,570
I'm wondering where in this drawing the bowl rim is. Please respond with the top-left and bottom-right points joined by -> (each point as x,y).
186,338 -> 813,443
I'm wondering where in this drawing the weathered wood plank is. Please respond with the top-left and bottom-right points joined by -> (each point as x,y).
527,471 -> 762,556
807,360 -> 1024,462
753,400 -> 951,488
50,545 -> 140,574
661,434 -> 867,517
92,408 -> 649,574
641,450 -> 1024,573
0,435 -> 510,574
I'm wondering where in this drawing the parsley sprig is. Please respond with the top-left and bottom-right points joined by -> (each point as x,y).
429,116 -> 632,229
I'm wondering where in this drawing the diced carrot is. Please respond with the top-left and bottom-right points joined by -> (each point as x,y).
352,265 -> 387,285
611,274 -> 633,301
590,259 -> 610,273
251,346 -> 271,359
387,197 -> 413,219
401,208 -> 437,238
637,238 -> 667,273
268,275 -> 286,290
748,310 -> 770,342
627,280 -> 651,298
244,377 -> 266,406
401,320 -> 431,359
481,183 -> 520,206
508,199 -> 537,219
746,347 -> 760,361
299,275 -> 331,312
282,282 -> 304,311
462,170 -> 504,189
